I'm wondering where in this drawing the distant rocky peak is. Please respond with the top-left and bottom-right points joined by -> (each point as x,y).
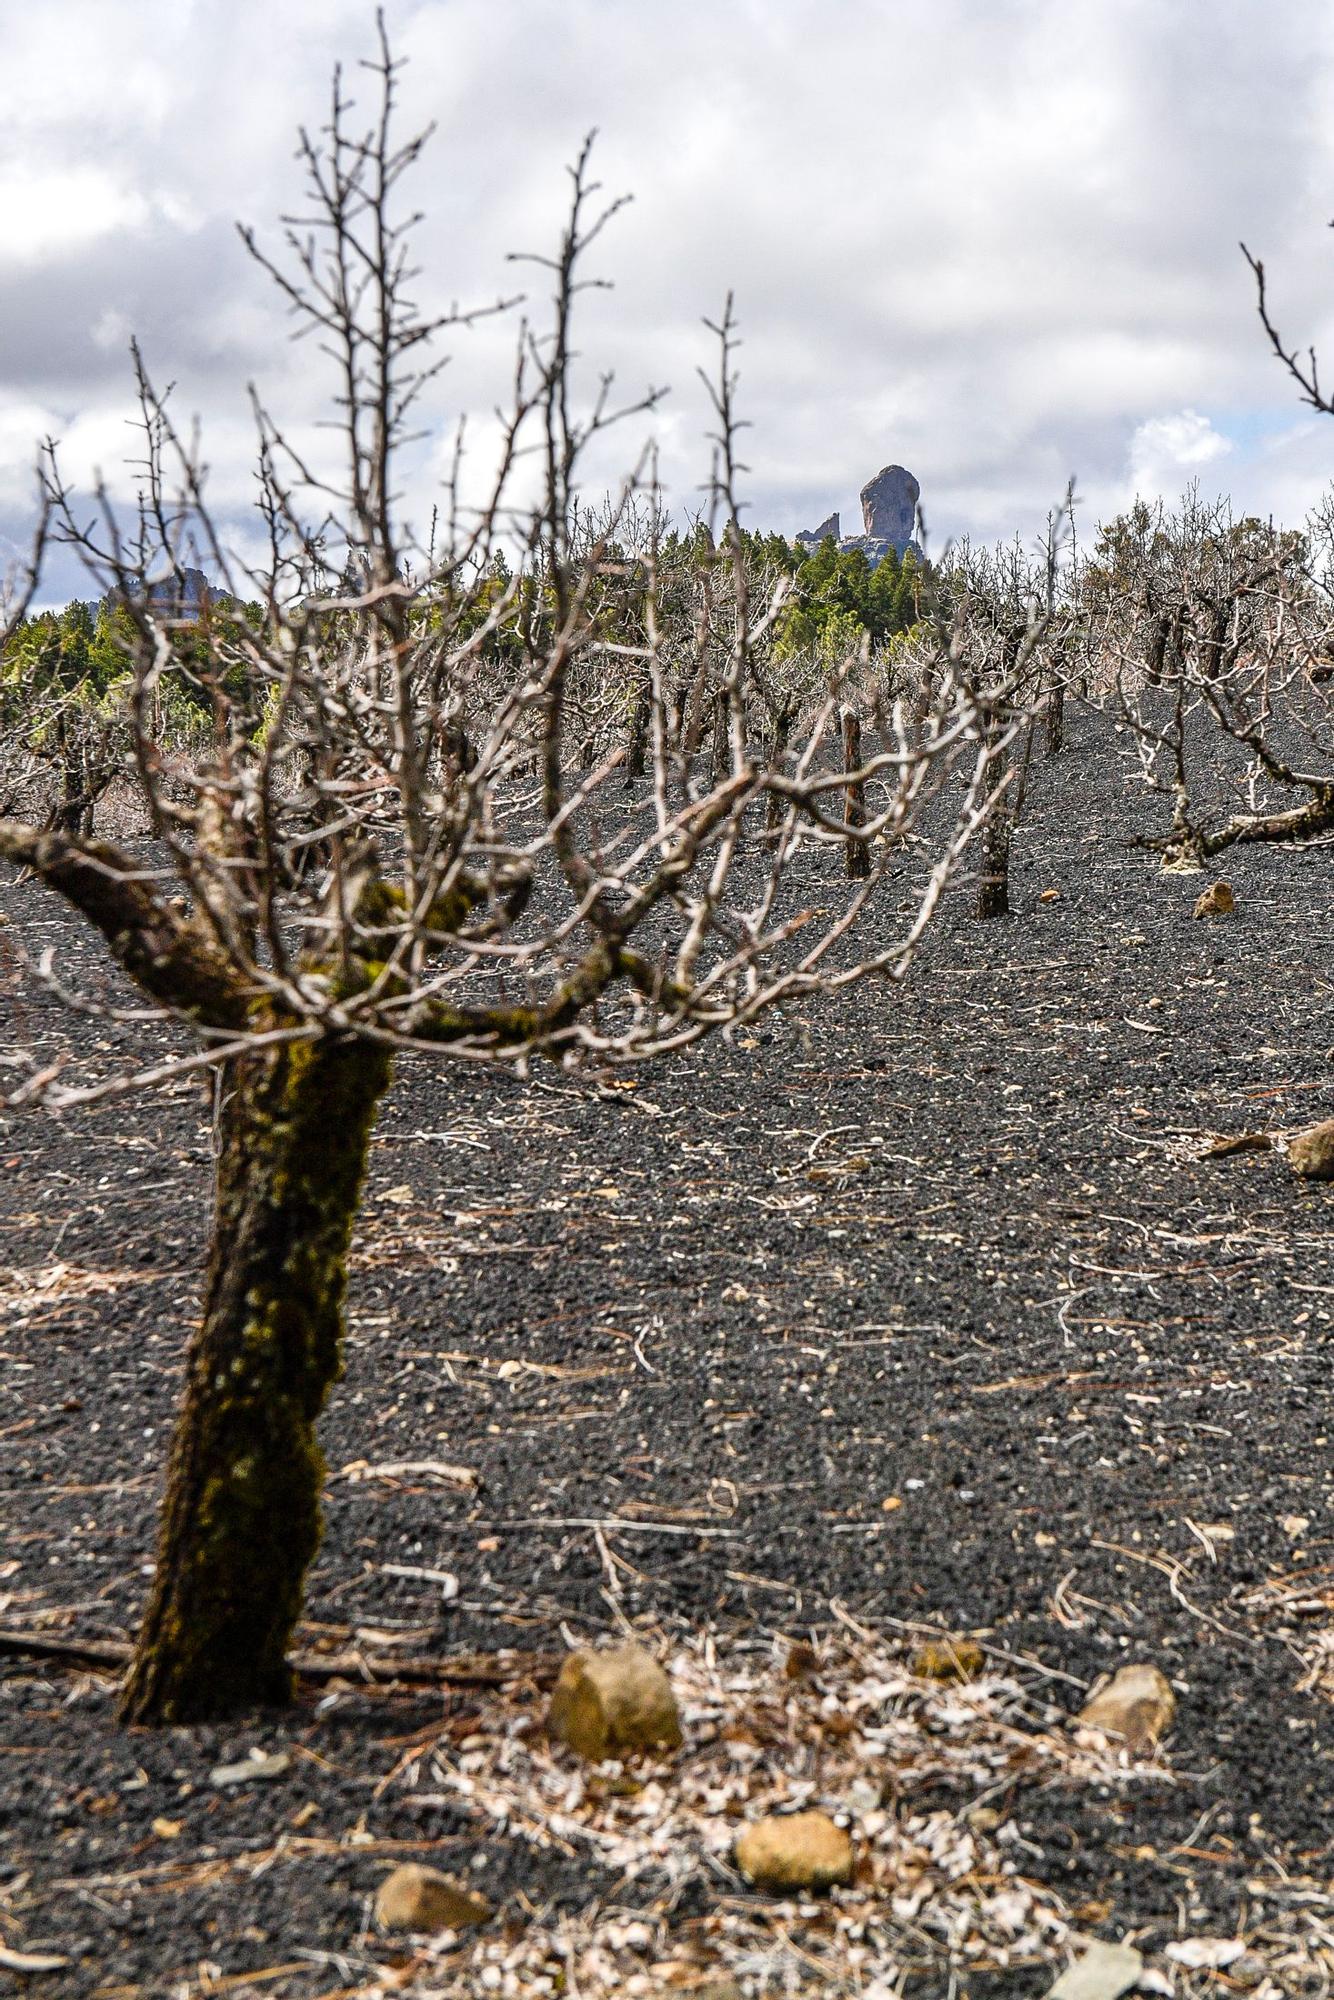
860,466 -> 919,548
102,566 -> 215,620
796,510 -> 841,547
146,566 -> 213,615
793,466 -> 922,568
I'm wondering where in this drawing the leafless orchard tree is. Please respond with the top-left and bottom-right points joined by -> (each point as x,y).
0,30 -> 1016,1726
1092,235 -> 1334,867
1094,489 -> 1334,864
936,507 -> 1078,917
0,684 -> 56,825
28,686 -> 129,836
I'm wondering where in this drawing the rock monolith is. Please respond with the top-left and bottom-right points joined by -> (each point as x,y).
860,465 -> 920,551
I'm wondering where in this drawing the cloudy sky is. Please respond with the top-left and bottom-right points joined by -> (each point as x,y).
7,0 -> 1334,602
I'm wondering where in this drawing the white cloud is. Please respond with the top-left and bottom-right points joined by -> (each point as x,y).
0,402 -> 54,513
7,0 -> 1334,597
1125,409 -> 1235,504
0,166 -> 152,266
91,308 -> 134,355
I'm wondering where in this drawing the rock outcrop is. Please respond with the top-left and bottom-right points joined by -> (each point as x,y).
795,510 -> 841,549
860,465 -> 920,552
102,566 -> 215,621
793,468 -> 921,568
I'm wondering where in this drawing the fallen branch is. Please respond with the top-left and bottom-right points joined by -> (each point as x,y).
1201,1131 -> 1275,1158
0,1625 -> 557,1689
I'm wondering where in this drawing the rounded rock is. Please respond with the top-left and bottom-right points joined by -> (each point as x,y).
1192,880 -> 1235,918
1289,1119 -> 1334,1181
1076,1662 -> 1175,1753
734,1810 -> 853,1893
548,1643 -> 682,1762
373,1862 -> 492,1933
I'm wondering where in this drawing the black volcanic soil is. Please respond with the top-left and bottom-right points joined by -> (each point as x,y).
3,710 -> 1334,1995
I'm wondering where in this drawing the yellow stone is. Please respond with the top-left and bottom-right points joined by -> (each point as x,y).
1192,880 -> 1234,918
547,1644 -> 683,1761
1289,1119 -> 1334,1181
372,1862 -> 492,1933
910,1636 -> 985,1683
733,1810 -> 853,1892
1076,1663 -> 1175,1753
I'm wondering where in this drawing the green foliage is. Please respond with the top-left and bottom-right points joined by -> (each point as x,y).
1,593 -> 278,728
2,599 -> 134,694
772,537 -> 924,662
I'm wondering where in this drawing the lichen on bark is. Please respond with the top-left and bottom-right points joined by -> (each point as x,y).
118,1030 -> 392,1724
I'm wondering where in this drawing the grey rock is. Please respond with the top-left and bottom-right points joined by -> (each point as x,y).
791,468 -> 923,569
149,565 -> 213,614
860,465 -> 920,551
102,565 -> 215,620
796,511 -> 840,548
788,464 -> 924,568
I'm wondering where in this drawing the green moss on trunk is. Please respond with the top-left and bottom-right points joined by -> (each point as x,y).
118,1034 -> 392,1725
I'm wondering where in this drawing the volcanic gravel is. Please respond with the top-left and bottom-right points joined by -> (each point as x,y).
3,710 -> 1334,1994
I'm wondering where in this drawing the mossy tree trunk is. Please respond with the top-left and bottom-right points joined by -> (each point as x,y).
119,1033 -> 392,1724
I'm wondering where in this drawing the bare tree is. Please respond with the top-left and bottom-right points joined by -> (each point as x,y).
1097,491 -> 1334,864
936,508 -> 1075,919
1084,233 -> 1334,866
0,29 -> 1011,1726
0,484 -> 50,653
